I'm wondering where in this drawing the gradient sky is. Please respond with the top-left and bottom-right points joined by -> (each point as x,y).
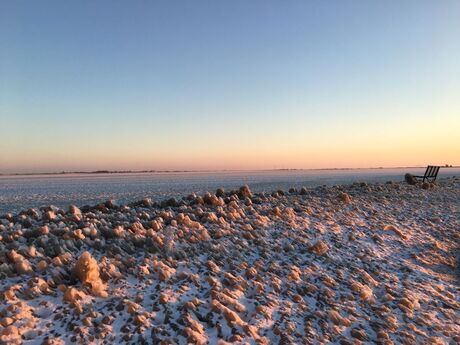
1,1 -> 459,173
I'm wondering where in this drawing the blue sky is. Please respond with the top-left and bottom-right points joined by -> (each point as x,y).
1,1 -> 459,172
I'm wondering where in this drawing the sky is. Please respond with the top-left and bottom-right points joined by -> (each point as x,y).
1,1 -> 459,173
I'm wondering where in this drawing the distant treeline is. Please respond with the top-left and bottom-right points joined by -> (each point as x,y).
0,170 -> 195,176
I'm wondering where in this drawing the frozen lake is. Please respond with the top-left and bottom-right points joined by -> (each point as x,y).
1,168 -> 459,214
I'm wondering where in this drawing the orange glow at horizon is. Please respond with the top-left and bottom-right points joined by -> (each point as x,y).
1,103 -> 459,174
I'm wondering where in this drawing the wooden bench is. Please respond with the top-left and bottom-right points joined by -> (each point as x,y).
413,165 -> 440,183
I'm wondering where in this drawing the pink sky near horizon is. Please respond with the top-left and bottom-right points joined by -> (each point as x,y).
2,119 -> 458,173
2,103 -> 459,173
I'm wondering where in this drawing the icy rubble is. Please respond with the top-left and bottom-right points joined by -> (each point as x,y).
0,178 -> 459,344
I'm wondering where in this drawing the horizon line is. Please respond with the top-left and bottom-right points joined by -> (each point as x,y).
1,164 -> 458,177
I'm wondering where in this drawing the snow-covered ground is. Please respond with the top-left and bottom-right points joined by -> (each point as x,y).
0,177 -> 459,344
2,168 -> 460,215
